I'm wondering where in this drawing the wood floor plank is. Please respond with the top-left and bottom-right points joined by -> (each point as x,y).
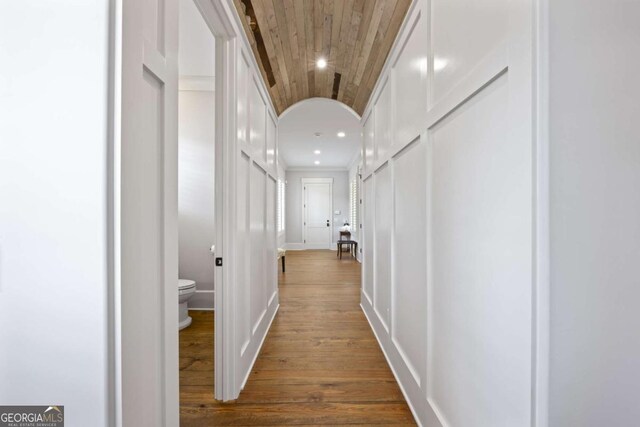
179,250 -> 415,425
183,379 -> 406,404
180,402 -> 415,426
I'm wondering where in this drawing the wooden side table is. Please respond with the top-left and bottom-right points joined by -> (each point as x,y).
277,248 -> 286,272
337,239 -> 357,259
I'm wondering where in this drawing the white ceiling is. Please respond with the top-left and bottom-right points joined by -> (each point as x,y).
278,98 -> 361,169
179,0 -> 215,78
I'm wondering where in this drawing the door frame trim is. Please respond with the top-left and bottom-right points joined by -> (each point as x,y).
113,0 -> 180,423
301,178 -> 334,250
194,0 -> 242,402
195,0 -> 280,402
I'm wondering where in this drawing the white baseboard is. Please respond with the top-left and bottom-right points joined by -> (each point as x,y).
285,242 -> 338,251
239,302 -> 279,390
361,295 -> 442,427
284,243 -> 305,250
188,290 -> 215,310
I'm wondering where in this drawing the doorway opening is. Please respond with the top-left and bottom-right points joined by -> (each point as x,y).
177,0 -> 219,418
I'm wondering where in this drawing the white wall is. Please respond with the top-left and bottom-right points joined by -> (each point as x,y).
0,1 -> 112,425
285,170 -> 350,247
179,0 -> 215,78
360,0 -> 535,425
548,1 -> 640,425
179,90 -> 216,309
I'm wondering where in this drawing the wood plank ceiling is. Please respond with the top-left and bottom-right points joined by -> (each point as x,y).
233,0 -> 412,116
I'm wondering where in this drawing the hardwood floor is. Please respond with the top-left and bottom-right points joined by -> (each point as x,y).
180,250 -> 415,426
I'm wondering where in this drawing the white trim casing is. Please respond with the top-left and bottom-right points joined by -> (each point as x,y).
195,0 -> 280,402
117,0 -> 180,424
533,0 -> 550,424
109,0 -> 122,424
279,97 -> 361,121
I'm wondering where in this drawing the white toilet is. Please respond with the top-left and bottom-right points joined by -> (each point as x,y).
178,279 -> 196,330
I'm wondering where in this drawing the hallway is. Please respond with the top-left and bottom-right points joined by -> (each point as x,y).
180,250 -> 415,425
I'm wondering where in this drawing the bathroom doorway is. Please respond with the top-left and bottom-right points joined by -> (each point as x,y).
177,0 -> 217,412
177,0 -> 282,410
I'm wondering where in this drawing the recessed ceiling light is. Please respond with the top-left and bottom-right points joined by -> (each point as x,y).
337,131 -> 346,138
316,58 -> 327,69
314,160 -> 320,165
314,150 -> 321,155
314,132 -> 322,137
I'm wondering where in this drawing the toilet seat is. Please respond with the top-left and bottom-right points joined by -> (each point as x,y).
178,279 -> 196,296
178,279 -> 196,290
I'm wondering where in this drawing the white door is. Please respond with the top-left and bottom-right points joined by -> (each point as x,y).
303,179 -> 333,248
193,0 -> 280,402
120,0 -> 179,425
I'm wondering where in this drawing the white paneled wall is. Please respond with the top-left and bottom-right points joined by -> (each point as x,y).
232,46 -> 279,392
374,79 -> 392,162
430,74 -> 531,426
364,114 -> 375,173
360,0 -> 536,425
266,177 -> 278,300
249,79 -> 267,162
237,152 -> 251,354
392,139 -> 427,389
266,115 -> 277,168
393,12 -> 427,146
374,164 -> 392,329
363,176 -> 375,304
249,164 -> 267,331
